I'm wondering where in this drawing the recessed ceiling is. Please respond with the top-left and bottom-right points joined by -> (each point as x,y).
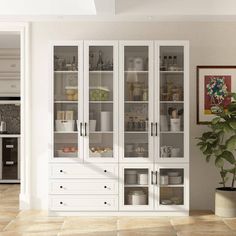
0,0 -> 236,21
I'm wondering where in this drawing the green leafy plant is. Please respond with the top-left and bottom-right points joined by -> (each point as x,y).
197,93 -> 236,189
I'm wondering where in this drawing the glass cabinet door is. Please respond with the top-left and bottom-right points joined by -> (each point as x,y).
120,42 -> 154,162
119,164 -> 154,211
157,44 -> 187,162
53,44 -> 83,160
84,42 -> 118,162
156,164 -> 189,211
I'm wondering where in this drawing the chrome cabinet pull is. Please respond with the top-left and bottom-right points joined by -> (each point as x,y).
151,171 -> 154,184
155,122 -> 158,136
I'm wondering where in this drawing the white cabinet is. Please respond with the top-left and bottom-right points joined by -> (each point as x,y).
0,79 -> 20,96
50,40 -> 189,215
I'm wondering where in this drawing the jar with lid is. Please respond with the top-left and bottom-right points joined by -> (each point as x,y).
133,83 -> 142,101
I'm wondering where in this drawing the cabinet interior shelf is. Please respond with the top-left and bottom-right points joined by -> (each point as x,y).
125,71 -> 148,74
160,131 -> 184,134
54,131 -> 78,134
125,101 -> 148,104
54,101 -> 78,104
89,101 -> 113,103
89,70 -> 113,74
90,131 -> 113,134
124,184 -> 149,187
160,71 -> 184,74
160,184 -> 184,187
160,101 -> 184,104
125,131 -> 148,134
54,71 -> 78,74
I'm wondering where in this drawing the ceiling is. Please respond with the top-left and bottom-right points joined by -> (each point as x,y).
0,0 -> 236,21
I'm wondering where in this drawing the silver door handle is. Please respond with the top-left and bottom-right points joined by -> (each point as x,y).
80,122 -> 83,136
151,171 -> 154,185
156,171 -> 158,185
155,122 -> 158,136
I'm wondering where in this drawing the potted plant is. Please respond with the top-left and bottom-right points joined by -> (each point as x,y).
197,93 -> 236,217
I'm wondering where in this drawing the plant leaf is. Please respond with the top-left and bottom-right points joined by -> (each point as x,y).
212,117 -> 221,124
226,135 -> 236,150
229,121 -> 236,129
206,155 -> 211,162
200,144 -> 207,152
215,156 -> 224,168
220,151 -> 236,164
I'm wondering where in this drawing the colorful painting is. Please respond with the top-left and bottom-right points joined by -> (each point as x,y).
197,66 -> 236,124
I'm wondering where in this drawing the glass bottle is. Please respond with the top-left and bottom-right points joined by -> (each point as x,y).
168,56 -> 172,71
96,50 -> 104,71
163,56 -> 168,71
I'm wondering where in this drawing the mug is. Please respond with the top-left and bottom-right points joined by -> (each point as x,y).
171,147 -> 180,157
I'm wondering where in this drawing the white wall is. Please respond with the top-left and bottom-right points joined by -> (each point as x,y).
31,21 -> 236,210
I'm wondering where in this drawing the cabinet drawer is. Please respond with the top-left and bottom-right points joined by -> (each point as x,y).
49,179 -> 118,195
0,59 -> 20,72
0,79 -> 20,95
50,164 -> 118,179
49,195 -> 118,211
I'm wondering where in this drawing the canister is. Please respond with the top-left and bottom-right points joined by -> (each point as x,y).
125,170 -> 137,184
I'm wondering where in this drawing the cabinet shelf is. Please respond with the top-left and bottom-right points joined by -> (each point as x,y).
125,131 -> 148,134
89,70 -> 113,74
54,101 -> 78,104
160,131 -> 184,134
160,184 -> 184,187
125,71 -> 148,74
160,71 -> 184,74
54,71 -> 78,74
125,101 -> 148,104
160,101 -> 184,104
54,131 -> 78,134
89,101 -> 113,103
124,184 -> 149,188
90,131 -> 113,134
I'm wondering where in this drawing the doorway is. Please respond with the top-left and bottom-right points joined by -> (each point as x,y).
0,23 -> 30,210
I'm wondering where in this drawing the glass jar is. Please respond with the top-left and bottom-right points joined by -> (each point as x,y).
133,83 -> 142,101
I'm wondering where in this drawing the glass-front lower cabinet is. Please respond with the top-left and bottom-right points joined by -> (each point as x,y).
119,164 -> 189,211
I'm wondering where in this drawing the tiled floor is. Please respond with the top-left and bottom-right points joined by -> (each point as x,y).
0,184 -> 236,236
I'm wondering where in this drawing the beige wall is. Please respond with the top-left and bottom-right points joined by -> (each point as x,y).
31,21 -> 236,210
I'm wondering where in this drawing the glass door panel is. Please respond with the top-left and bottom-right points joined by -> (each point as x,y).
159,46 -> 184,161
86,44 -> 117,161
123,45 -> 152,161
120,164 -> 154,211
53,45 -> 80,159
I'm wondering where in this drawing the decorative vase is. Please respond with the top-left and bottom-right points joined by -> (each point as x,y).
215,188 -> 236,217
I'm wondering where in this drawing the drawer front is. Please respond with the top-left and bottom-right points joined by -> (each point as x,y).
49,179 -> 118,195
0,79 -> 20,95
50,164 -> 118,179
0,59 -> 20,72
49,195 -> 118,211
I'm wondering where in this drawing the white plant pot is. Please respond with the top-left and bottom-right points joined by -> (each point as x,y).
215,188 -> 236,217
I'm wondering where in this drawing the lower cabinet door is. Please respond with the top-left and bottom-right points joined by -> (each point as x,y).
49,179 -> 118,195
155,163 -> 189,212
49,195 -> 118,211
119,164 -> 154,211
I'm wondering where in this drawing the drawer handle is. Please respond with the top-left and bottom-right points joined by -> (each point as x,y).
60,202 -> 63,205
104,186 -> 107,188
104,201 -> 107,205
60,170 -> 63,173
104,170 -> 107,173
60,186 -> 63,189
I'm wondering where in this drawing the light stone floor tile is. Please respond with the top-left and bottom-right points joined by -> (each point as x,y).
3,218 -> 64,232
62,217 -> 117,233
59,230 -> 118,236
223,218 -> 236,230
0,210 -> 19,220
0,231 -> 59,236
0,220 -> 11,231
119,230 -> 177,236
118,217 -> 173,232
171,218 -> 231,232
177,231 -> 236,236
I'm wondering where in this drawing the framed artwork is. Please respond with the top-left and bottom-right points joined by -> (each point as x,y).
197,66 -> 236,124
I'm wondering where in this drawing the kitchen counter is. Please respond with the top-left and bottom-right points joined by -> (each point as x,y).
0,134 -> 20,138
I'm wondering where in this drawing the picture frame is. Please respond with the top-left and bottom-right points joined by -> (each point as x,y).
197,66 -> 236,124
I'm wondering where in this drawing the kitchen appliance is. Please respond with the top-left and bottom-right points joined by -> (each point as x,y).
2,138 -> 18,180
